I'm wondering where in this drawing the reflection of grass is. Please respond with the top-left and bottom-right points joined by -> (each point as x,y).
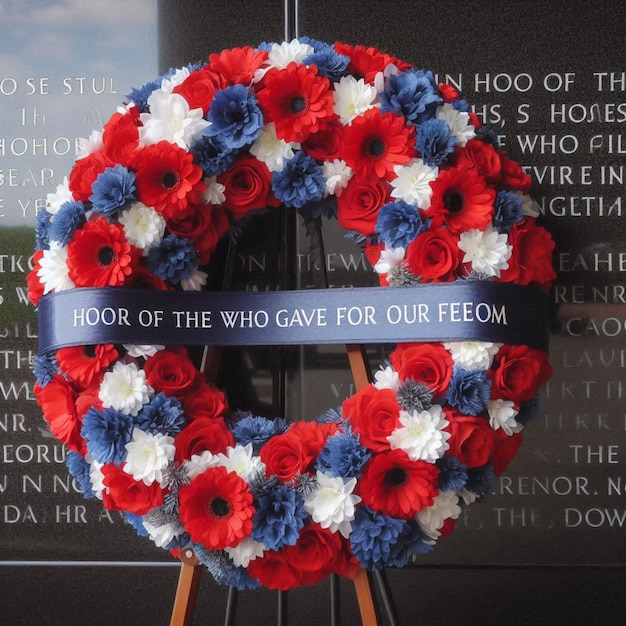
0,226 -> 38,327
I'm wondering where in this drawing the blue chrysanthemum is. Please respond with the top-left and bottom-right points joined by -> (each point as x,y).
516,394 -> 541,426
49,200 -> 86,246
317,427 -> 371,479
191,133 -> 238,177
33,352 -> 59,387
251,482 -> 307,551
466,463 -> 495,496
416,118 -> 459,167
146,233 -> 198,284
206,84 -> 264,151
272,152 -> 325,209
136,392 -> 186,436
65,450 -> 95,499
89,164 -> 136,217
436,455 -> 469,492
35,208 -> 53,250
124,512 -> 150,537
452,99 -> 470,112
380,69 -> 443,126
445,367 -> 492,416
232,414 -> 287,454
303,48 -> 350,81
376,199 -> 428,249
493,189 -> 524,233
387,520 -> 433,566
298,36 -> 328,52
81,406 -> 134,465
126,78 -> 162,113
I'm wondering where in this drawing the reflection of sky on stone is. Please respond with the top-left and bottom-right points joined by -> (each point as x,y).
0,0 -> 158,225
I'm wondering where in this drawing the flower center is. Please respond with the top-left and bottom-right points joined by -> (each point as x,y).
368,138 -> 386,157
162,171 -> 179,189
84,345 -> 97,358
387,467 -> 408,486
289,96 -> 307,114
97,246 -> 115,266
443,191 -> 464,213
210,496 -> 231,518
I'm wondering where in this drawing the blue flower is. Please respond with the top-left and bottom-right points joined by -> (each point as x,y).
466,463 -> 495,496
380,69 -> 443,126
81,407 -> 134,464
445,367 -> 492,416
206,84 -> 264,151
396,379 -> 433,412
317,427 -> 371,479
33,352 -> 59,387
452,99 -> 470,112
516,394 -> 541,426
136,392 -> 186,436
493,189 -> 524,233
35,208 -> 52,250
304,48 -> 350,81
387,520 -> 433,566
416,118 -> 459,167
232,414 -> 287,454
251,482 -> 307,551
147,234 -> 198,284
90,164 -> 136,217
124,512 -> 149,537
49,200 -> 86,245
475,124 -> 500,146
191,133 -> 238,177
436,455 -> 468,492
65,451 -> 95,499
126,78 -> 162,113
315,406 -> 342,424
197,548 -> 260,591
376,200 -> 428,249
272,152 -> 325,209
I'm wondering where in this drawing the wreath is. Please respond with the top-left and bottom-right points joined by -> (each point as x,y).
28,39 -> 555,591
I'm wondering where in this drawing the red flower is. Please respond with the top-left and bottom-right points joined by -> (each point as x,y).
174,417 -> 235,462
133,140 -> 206,219
246,549 -> 299,591
207,46 -> 268,86
124,263 -> 170,290
256,62 -> 334,143
102,108 -> 140,166
359,448 -> 439,519
181,380 -> 228,421
101,463 -> 164,515
27,250 -> 45,306
490,428 -> 523,476
301,116 -> 344,161
389,343 -> 453,397
499,152 -> 531,193
343,108 -> 416,180
144,348 -> 201,399
438,83 -> 459,102
445,409 -> 494,469
67,217 -> 135,287
405,228 -> 462,283
68,151 -> 113,201
454,139 -> 502,184
178,465 -> 255,550
426,166 -> 495,234
336,174 -> 390,236
55,344 -> 118,388
334,42 -> 412,84
172,68 -> 226,114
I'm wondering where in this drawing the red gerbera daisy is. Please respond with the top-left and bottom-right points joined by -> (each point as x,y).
56,344 -> 119,388
426,166 -> 495,234
334,42 -> 413,84
67,217 -> 135,287
343,108 -> 416,180
178,465 -> 255,550
256,62 -> 334,143
133,140 -> 206,219
207,45 -> 269,86
359,448 -> 439,519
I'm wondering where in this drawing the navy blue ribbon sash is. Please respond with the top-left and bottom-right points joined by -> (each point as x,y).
37,282 -> 550,354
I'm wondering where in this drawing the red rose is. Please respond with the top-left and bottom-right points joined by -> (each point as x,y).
337,174 -> 390,236
490,428 -> 523,475
445,409 -> 494,469
68,151 -> 113,201
102,108 -> 140,166
405,229 -> 462,282
101,463 -> 164,515
455,139 -> 501,183
173,68 -> 226,114
489,344 -> 552,403
124,263 -> 170,291
260,430 -> 309,483
26,250 -> 44,306
174,416 -> 235,462
301,116 -> 344,161
181,380 -> 228,421
246,549 -> 300,591
389,342 -> 453,397
499,152 -> 531,193
144,348 -> 201,399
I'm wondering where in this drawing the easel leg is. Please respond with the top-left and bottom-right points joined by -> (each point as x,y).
170,549 -> 202,626
354,570 -> 379,626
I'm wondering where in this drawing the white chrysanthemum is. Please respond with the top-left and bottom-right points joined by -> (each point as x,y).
460,489 -> 477,506
124,429 -> 175,486
520,192 -> 540,217
267,39 -> 313,69
37,242 -> 75,294
140,90 -> 209,148
216,443 -> 265,482
387,405 -> 450,462
184,451 -> 219,480
374,365 -> 400,390
249,122 -> 300,172
225,537 -> 265,568
415,492 -> 462,540
46,177 -> 73,215
437,103 -> 475,146
123,344 -> 165,358
144,516 -> 185,549
118,202 -> 166,253
88,456 -> 105,500
374,246 -> 405,275
76,129 -> 104,159
203,176 -> 226,204
322,159 -> 353,196
304,471 -> 361,538
488,399 -> 521,436
332,75 -> 379,124
390,159 -> 438,207
159,67 -> 192,93
181,269 -> 208,291
443,341 -> 501,370
373,63 -> 401,93
458,225 -> 512,277
98,361 -> 152,417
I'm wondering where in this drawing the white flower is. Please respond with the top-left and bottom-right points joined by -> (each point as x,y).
88,456 -> 105,500
140,90 -> 209,148
203,176 -> 226,204
374,365 -> 400,390
322,159 -> 353,196
184,451 -> 219,480
437,103 -> 475,146
98,361 -> 152,417
267,39 -> 313,69
46,177 -> 73,215
159,67 -> 192,93
249,122 -> 300,172
488,399 -> 521,436
458,225 -> 512,277
461,489 -> 478,506
144,516 -> 185,549
390,159 -> 438,207
374,64 -> 401,93
374,246 -> 405,275
443,341 -> 502,370
118,202 -> 166,253
123,344 -> 165,359
181,269 -> 208,291
332,75 -> 379,124
225,537 -> 265,568
304,471 -> 361,538
124,429 -> 175,486
387,405 -> 450,463
216,444 -> 266,481
37,242 -> 75,294
76,129 -> 104,159
415,492 -> 462,540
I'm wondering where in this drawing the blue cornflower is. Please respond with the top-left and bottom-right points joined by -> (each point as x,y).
65,450 -> 95,499
298,36 -> 327,52
416,118 -> 459,167
136,392 -> 186,436
232,414 -> 287,454
466,463 -> 495,496
33,352 -> 59,387
191,133 -> 238,177
317,427 -> 371,479
315,406 -> 342,424
516,394 -> 541,426
206,84 -> 264,151
35,208 -> 52,250
436,455 -> 469,492
445,367 -> 492,416
376,199 -> 428,249
147,233 -> 198,284
81,406 -> 134,465
49,200 -> 86,245
90,164 -> 136,217
256,41 -> 273,53
304,48 -> 350,81
251,482 -> 307,551
124,512 -> 150,537
493,189 -> 524,233
452,99 -> 470,112
126,78 -> 162,113
379,69 -> 443,126
271,152 -> 325,209
387,520 -> 433,566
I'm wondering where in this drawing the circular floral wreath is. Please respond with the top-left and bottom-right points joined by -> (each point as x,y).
28,39 -> 556,591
